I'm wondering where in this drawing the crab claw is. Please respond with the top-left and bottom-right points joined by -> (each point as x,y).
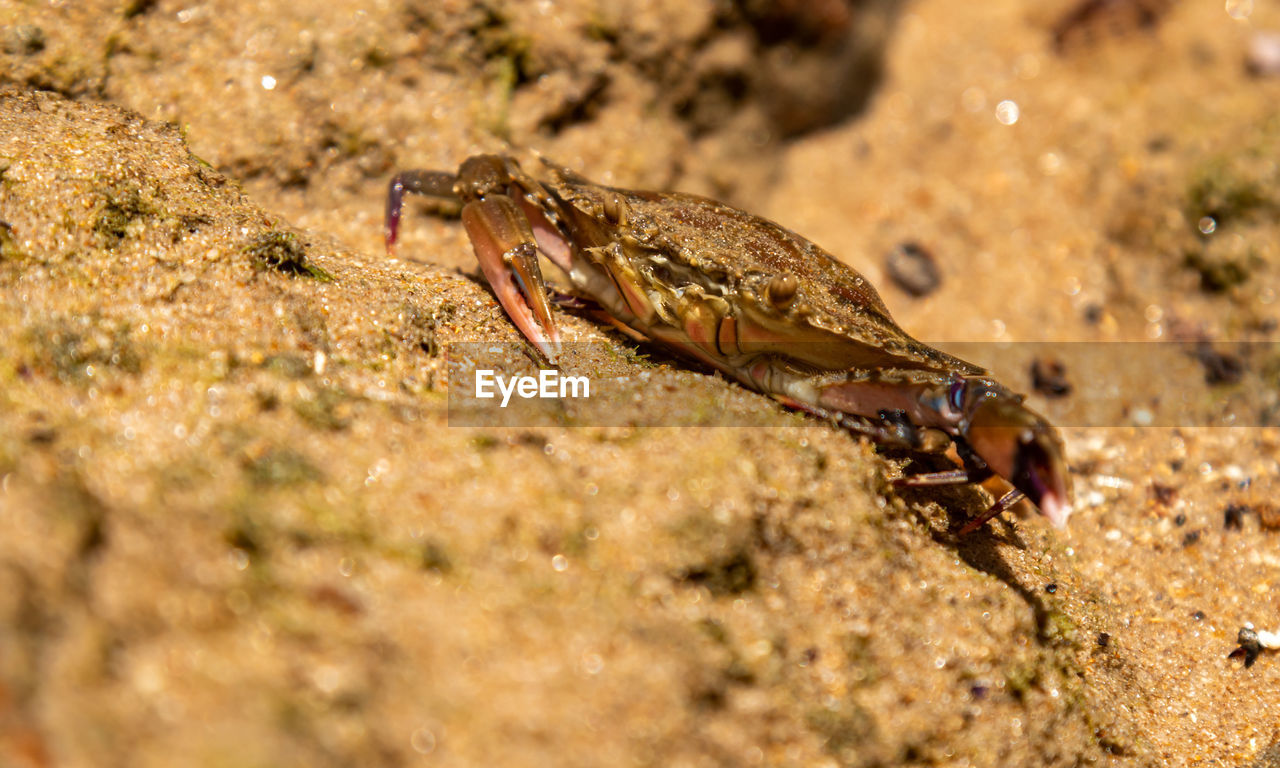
964,395 -> 1073,529
461,196 -> 560,362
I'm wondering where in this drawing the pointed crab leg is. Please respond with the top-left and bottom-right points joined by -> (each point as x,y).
894,467 -> 1030,534
957,490 -> 1027,535
385,170 -> 460,255
895,469 -> 982,487
460,196 -> 560,362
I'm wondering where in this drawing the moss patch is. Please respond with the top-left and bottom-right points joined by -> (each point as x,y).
244,231 -> 334,281
22,315 -> 143,384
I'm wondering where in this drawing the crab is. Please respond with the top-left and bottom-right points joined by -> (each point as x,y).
385,155 -> 1072,533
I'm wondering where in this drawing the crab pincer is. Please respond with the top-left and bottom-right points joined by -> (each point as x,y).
386,158 -> 561,362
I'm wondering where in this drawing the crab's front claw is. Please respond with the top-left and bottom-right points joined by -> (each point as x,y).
460,196 -> 560,362
965,396 -> 1073,529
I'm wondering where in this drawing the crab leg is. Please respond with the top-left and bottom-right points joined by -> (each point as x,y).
385,170 -> 459,255
460,196 -> 560,361
895,469 -> 983,487
773,395 -> 931,450
895,439 -> 996,488
894,466 -> 1032,533
957,490 -> 1027,535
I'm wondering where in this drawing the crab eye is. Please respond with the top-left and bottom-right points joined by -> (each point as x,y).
948,380 -> 966,412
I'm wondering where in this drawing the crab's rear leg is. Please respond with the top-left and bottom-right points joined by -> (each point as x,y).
460,195 -> 560,362
780,389 -> 1027,534
892,442 -> 1030,533
955,490 -> 1027,535
385,170 -> 459,255
895,468 -> 982,487
774,396 -> 942,450
894,438 -> 994,488
894,466 -> 1028,534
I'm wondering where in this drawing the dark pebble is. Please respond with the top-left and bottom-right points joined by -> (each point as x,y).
1224,504 -> 1248,531
885,242 -> 941,297
1229,627 -> 1261,668
1151,482 -> 1178,506
1194,343 -> 1245,386
1031,358 -> 1072,398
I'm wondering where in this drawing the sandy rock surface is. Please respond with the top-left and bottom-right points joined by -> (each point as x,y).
2,1 -> 1279,766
